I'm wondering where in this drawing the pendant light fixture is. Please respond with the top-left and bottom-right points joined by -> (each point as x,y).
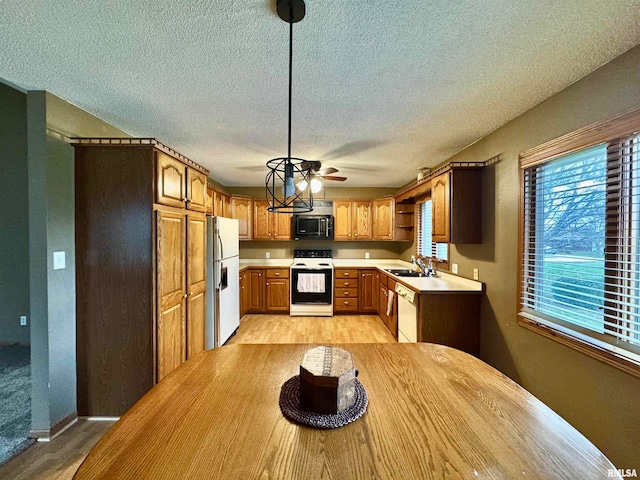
265,0 -> 314,213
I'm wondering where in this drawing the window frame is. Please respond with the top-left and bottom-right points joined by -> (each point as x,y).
415,197 -> 449,267
518,105 -> 640,378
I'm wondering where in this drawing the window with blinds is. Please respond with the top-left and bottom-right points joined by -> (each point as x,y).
416,200 -> 449,261
519,112 -> 640,375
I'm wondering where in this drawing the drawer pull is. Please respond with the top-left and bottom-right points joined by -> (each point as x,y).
275,272 -> 280,276
344,291 -> 348,295
344,273 -> 350,276
343,301 -> 349,305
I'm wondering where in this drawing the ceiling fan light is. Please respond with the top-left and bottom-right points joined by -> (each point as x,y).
310,177 -> 323,193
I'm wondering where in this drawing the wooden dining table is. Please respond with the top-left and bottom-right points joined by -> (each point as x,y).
73,343 -> 619,479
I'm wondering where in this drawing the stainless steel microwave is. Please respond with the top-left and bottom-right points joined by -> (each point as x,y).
292,215 -> 334,240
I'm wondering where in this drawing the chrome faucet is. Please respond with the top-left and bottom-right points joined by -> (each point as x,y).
414,257 -> 427,275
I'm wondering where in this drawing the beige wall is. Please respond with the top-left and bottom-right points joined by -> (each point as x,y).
438,45 -> 640,469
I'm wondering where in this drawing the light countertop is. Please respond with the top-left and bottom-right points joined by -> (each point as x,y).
239,258 -> 483,293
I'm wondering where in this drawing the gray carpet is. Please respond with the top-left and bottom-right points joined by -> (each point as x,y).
0,345 -> 35,466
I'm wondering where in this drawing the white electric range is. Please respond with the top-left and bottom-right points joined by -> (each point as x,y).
290,249 -> 334,317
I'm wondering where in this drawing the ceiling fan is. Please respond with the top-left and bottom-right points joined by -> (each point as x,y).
294,161 -> 346,193
301,161 -> 347,182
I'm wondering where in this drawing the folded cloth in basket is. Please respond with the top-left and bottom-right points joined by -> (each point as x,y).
297,273 -> 326,293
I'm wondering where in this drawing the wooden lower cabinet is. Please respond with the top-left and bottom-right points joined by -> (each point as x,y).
417,293 -> 481,356
240,269 -> 250,318
156,210 -> 187,380
186,212 -> 207,359
156,209 -> 207,381
334,268 -> 379,314
334,269 -> 359,313
358,269 -> 378,312
377,273 -> 397,338
265,269 -> 290,312
248,269 -> 265,312
245,268 -> 290,313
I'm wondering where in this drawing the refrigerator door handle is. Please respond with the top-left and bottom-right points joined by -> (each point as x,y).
217,230 -> 224,261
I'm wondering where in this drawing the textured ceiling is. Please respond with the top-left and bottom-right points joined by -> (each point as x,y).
1,1 -> 639,187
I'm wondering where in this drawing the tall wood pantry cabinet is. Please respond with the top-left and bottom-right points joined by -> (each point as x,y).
74,138 -> 209,417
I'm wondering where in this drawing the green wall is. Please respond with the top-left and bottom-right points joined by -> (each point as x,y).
0,81 -> 30,344
436,45 -> 640,469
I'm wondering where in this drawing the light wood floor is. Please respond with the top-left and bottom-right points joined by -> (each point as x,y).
226,314 -> 397,345
0,314 -> 394,479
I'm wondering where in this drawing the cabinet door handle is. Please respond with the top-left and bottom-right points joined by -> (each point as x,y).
189,291 -> 193,296
183,293 -> 188,298
355,233 -> 358,237
266,282 -> 269,286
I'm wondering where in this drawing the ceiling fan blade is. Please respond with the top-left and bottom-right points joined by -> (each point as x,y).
322,175 -> 347,182
317,167 -> 339,176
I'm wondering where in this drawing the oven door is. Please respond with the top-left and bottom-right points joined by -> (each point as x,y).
290,268 -> 333,304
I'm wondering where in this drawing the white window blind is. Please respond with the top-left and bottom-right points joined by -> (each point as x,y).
416,200 -> 448,260
521,135 -> 640,355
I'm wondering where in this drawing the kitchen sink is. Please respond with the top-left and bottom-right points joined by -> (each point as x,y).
384,269 -> 427,277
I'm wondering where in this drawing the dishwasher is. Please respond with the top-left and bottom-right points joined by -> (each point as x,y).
395,283 -> 417,343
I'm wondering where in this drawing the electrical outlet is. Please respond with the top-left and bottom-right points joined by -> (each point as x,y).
20,316 -> 27,326
451,263 -> 458,274
473,268 -> 479,280
265,252 -> 270,259
365,252 -> 370,259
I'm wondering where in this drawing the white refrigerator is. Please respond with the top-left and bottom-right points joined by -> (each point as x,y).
206,216 -> 240,348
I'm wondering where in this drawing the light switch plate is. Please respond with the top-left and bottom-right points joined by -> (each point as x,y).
365,252 -> 370,259
53,251 -> 66,270
265,252 -> 270,259
473,268 -> 479,280
452,263 -> 458,274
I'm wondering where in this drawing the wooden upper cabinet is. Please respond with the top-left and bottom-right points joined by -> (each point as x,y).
334,200 -> 371,241
187,170 -> 207,212
432,168 -> 482,244
253,200 -> 271,239
156,152 -> 187,208
213,191 -> 231,218
353,201 -> 372,240
273,211 -> 291,240
333,200 -> 352,240
431,172 -> 450,243
205,186 -> 215,216
186,213 -> 207,359
373,197 -> 394,240
231,196 -> 252,240
252,199 -> 291,240
156,151 -> 207,212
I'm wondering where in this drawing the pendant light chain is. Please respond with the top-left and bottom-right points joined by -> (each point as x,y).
265,0 -> 313,213
288,11 -> 293,161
